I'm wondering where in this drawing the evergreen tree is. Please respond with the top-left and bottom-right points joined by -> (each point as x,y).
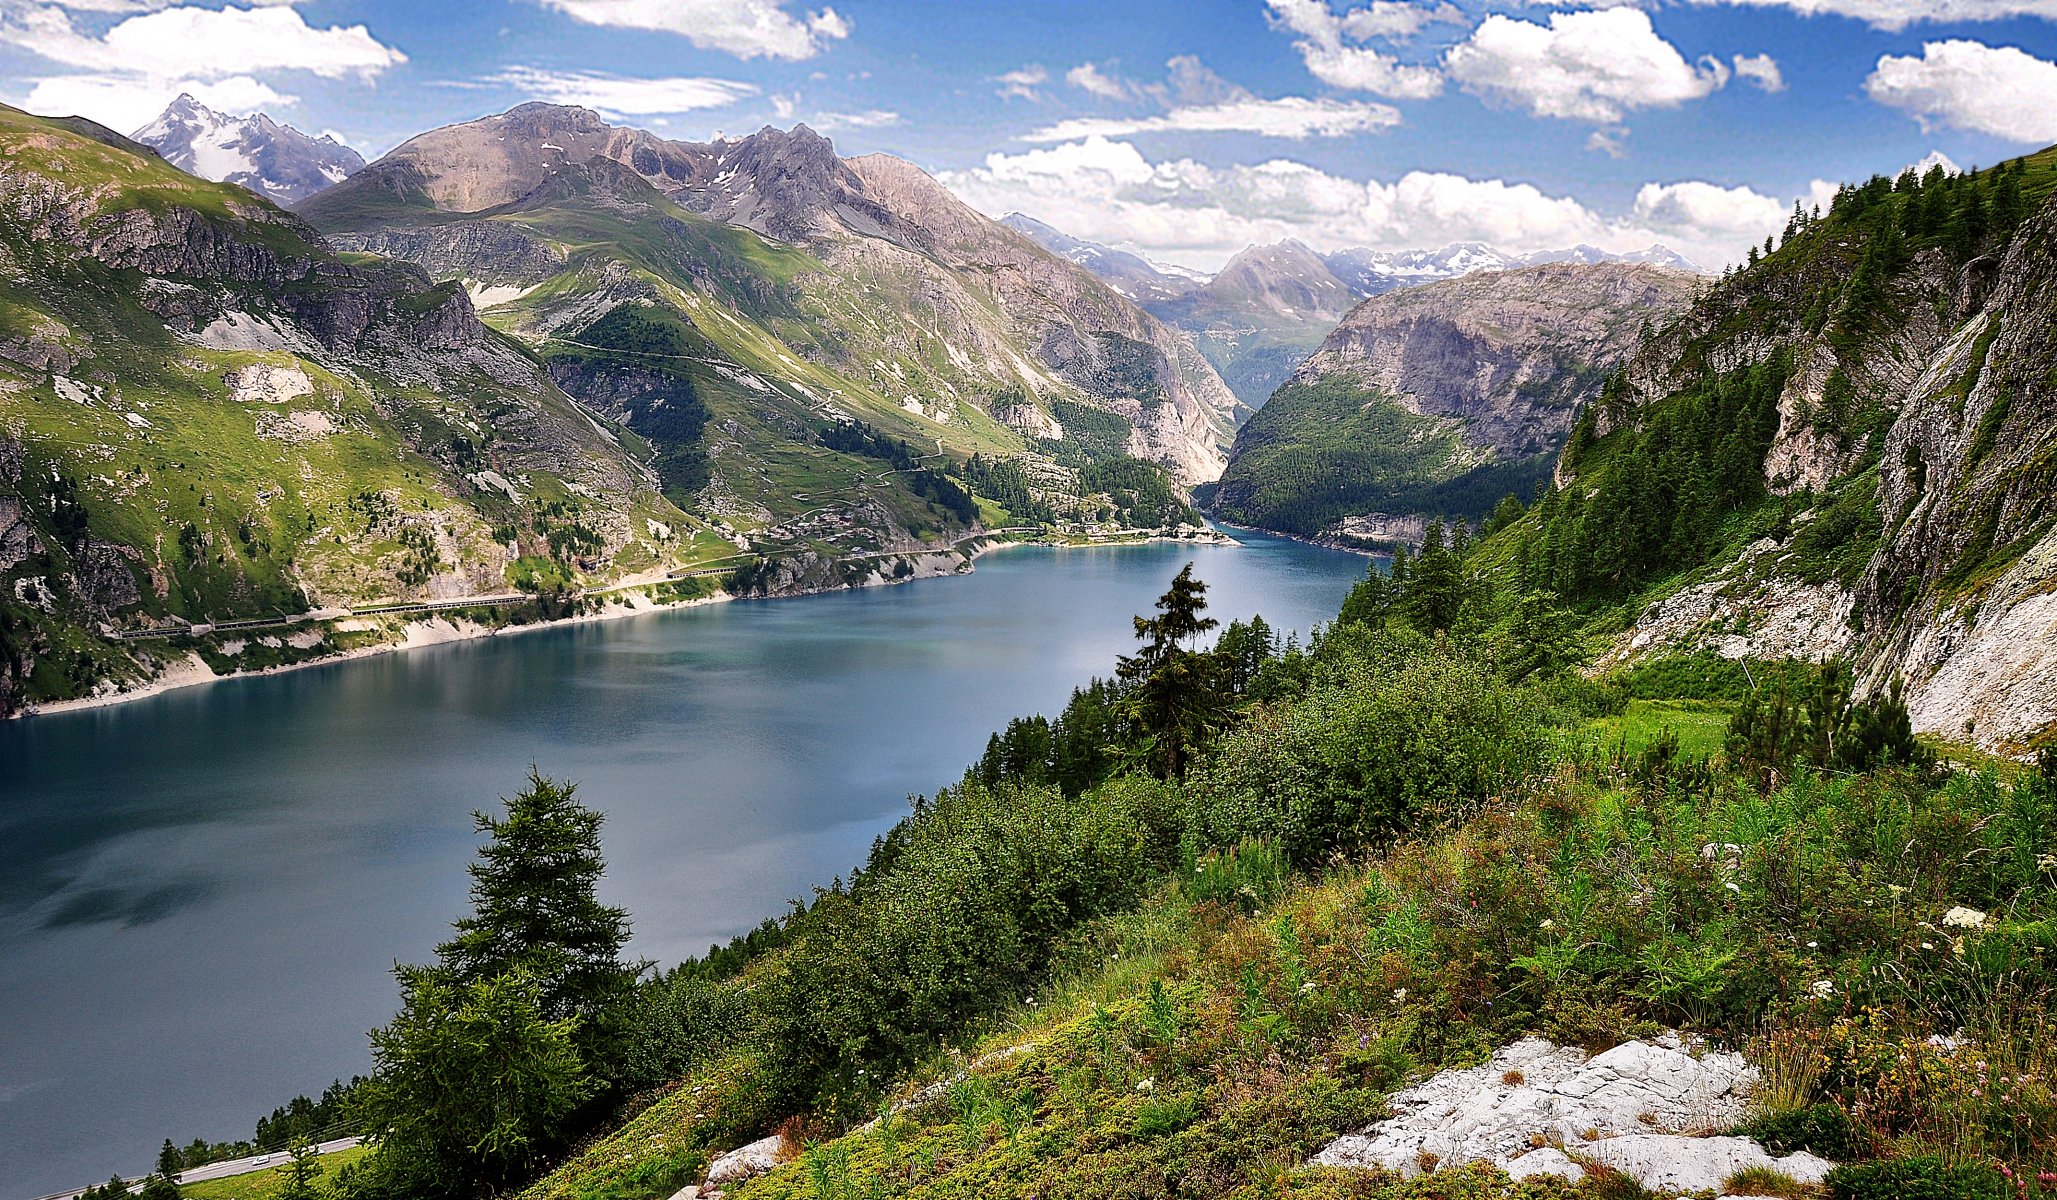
1116,564 -> 1224,778
436,772 -> 637,1027
355,967 -> 593,1199
155,1141 -> 181,1180
1405,520 -> 1468,635
276,1138 -> 323,1200
1337,560 -> 1398,627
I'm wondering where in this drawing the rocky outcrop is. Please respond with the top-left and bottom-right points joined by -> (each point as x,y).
1294,262 -> 1698,459
1312,1034 -> 1833,1194
1603,178 -> 2057,750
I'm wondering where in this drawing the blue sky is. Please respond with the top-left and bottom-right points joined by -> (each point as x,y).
6,0 -> 2057,268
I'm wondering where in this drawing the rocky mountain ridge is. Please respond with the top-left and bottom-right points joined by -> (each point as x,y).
302,104 -> 1239,484
1532,152 -> 2057,750
133,95 -> 364,205
1208,261 -> 1699,544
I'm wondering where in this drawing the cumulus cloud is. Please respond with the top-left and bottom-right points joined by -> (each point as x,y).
25,72 -> 289,131
1731,53 -> 1785,92
1022,95 -> 1402,142
939,134 -> 1799,270
2,1 -> 404,133
1680,0 -> 2057,33
1866,39 -> 2057,142
1446,8 -> 1731,123
532,0 -> 849,61
4,2 -> 405,78
1264,0 -> 1447,99
488,67 -> 758,116
993,64 -> 1048,101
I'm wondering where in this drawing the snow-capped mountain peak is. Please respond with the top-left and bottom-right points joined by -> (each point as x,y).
134,95 -> 364,205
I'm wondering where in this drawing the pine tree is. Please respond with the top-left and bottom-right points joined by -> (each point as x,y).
276,1139 -> 324,1200
1116,563 -> 1223,778
436,772 -> 637,1026
1405,520 -> 1468,635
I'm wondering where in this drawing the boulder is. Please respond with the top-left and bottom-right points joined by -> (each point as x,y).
703,1133 -> 784,1187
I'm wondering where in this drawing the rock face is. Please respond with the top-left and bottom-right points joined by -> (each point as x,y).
1592,169 -> 2057,750
1293,262 -> 1700,460
134,95 -> 363,204
1311,1034 -> 1832,1193
1207,262 -> 1697,542
303,104 -> 1239,484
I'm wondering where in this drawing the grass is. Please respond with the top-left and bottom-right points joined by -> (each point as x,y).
1581,699 -> 1733,758
177,1145 -> 371,1200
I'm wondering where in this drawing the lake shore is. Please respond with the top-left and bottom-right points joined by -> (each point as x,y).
11,527 -> 1235,722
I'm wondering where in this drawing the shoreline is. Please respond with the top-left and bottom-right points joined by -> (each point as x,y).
11,527 -> 1236,722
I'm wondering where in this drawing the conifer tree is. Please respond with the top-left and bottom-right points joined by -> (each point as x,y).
1117,563 -> 1223,778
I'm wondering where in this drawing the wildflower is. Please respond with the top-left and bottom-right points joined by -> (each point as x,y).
1806,941 -> 1818,948
1393,988 -> 1408,1003
1540,919 -> 1555,930
1942,906 -> 1989,930
1135,1077 -> 1155,1093
1299,981 -> 1316,993
1810,979 -> 1835,1000
1724,882 -> 1741,893
1921,941 -> 1934,950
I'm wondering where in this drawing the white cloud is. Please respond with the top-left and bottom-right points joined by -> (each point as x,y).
25,72 -> 290,131
1023,95 -> 1401,142
939,135 -> 1797,270
1680,0 -> 2057,33
488,67 -> 758,116
533,0 -> 849,61
1631,180 -> 1786,241
1066,63 -> 1139,101
1264,0 -> 1446,99
1731,53 -> 1785,92
809,108 -> 899,130
1866,39 -> 2057,142
3,2 -> 405,78
1446,8 -> 1730,123
2,2 -> 403,133
994,64 -> 1048,101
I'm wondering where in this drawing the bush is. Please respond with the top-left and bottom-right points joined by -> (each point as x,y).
1825,1155 -> 2007,1200
1188,643 -> 1546,865
1733,1103 -> 1861,1159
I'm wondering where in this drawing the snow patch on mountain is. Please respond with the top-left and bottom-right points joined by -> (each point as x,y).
134,95 -> 364,205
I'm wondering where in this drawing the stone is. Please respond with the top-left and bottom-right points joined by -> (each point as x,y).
703,1134 -> 784,1187
1311,1033 -> 1785,1187
1504,1147 -> 1583,1182
1579,1134 -> 1832,1194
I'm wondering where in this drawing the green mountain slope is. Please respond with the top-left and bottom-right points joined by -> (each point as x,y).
1489,151 -> 2057,751
297,105 -> 1240,552
0,104 -> 717,714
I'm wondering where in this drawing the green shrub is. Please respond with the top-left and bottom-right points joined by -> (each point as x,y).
1825,1155 -> 2008,1200
1733,1102 -> 1860,1159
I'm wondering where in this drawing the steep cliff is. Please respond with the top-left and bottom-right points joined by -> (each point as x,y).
1515,151 -> 2057,750
1209,262 -> 1697,543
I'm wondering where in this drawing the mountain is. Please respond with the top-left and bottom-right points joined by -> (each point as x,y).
298,104 -> 1240,504
1207,262 -> 1699,544
133,95 -> 364,204
1489,151 -> 2057,750
0,103 -> 698,716
1139,239 -> 1358,410
1322,241 -> 1701,297
1000,213 -> 1201,305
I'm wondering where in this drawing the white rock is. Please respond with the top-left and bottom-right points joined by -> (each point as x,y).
703,1134 -> 783,1186
1311,1034 -> 1765,1180
1579,1134 -> 1832,1193
1504,1146 -> 1583,1181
